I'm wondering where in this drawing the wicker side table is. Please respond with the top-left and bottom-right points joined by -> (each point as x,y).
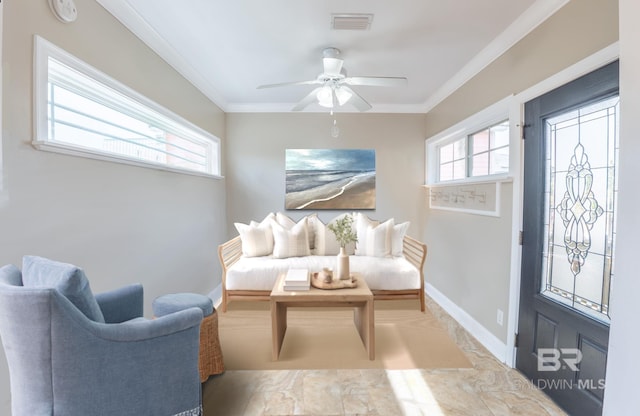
153,293 -> 225,381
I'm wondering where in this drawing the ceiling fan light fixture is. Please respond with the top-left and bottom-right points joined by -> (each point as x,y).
335,87 -> 352,106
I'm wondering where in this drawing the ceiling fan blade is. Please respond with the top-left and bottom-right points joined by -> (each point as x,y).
344,76 -> 407,87
340,86 -> 372,112
257,80 -> 319,89
291,87 -> 322,111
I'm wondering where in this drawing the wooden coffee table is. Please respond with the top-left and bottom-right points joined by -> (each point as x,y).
270,272 -> 375,360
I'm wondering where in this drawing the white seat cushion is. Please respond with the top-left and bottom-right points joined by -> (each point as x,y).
225,255 -> 420,292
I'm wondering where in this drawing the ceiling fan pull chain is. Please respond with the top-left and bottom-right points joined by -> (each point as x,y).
331,118 -> 340,138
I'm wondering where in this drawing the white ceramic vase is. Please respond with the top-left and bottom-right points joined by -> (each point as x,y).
336,247 -> 350,280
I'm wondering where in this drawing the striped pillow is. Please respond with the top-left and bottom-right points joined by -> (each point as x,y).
275,212 -> 317,250
356,216 -> 394,257
271,218 -> 310,258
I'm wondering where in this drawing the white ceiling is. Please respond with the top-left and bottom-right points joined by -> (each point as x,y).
97,0 -> 567,113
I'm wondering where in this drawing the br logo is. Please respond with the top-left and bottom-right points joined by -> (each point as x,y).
537,348 -> 583,371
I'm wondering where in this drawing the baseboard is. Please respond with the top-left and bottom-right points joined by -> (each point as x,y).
425,282 -> 508,363
209,284 -> 223,309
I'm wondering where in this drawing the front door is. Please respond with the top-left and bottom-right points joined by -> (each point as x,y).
517,61 -> 619,416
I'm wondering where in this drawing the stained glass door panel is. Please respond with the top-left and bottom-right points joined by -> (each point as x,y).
541,96 -> 619,323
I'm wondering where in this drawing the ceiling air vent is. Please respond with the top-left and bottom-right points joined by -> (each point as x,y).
331,13 -> 373,30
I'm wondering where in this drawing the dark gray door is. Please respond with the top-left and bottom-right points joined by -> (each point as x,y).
517,61 -> 619,416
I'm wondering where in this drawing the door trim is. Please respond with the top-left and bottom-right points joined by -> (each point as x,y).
505,42 -> 619,367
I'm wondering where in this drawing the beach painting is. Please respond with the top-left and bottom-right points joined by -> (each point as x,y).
285,149 -> 376,210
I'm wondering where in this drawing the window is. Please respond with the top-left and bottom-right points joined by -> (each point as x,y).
469,121 -> 510,177
34,36 -> 221,178
438,138 -> 466,181
426,96 -> 513,186
436,120 -> 509,182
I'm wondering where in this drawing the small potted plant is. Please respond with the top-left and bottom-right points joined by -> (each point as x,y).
328,214 -> 358,280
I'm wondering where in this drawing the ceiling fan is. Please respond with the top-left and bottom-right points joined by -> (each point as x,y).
257,47 -> 407,112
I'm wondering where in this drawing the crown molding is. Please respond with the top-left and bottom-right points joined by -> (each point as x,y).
421,0 -> 570,113
95,0 -> 229,112
225,102 -> 428,114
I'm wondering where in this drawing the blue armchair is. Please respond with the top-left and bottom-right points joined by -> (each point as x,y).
0,256 -> 203,416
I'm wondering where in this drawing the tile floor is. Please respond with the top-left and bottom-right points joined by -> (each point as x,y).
202,296 -> 568,416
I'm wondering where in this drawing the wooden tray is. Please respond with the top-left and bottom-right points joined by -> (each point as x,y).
310,272 -> 358,290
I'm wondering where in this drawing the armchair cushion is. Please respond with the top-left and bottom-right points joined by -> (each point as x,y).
21,256 -> 105,323
95,283 -> 144,323
0,264 -> 22,286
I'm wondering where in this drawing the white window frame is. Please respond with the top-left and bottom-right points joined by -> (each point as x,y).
33,36 -> 222,178
425,96 -> 515,217
467,120 -> 510,177
426,95 -> 514,186
436,137 -> 467,182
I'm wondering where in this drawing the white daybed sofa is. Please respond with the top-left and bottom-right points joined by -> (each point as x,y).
218,212 -> 427,312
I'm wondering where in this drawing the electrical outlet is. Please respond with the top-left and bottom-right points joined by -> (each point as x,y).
497,309 -> 504,326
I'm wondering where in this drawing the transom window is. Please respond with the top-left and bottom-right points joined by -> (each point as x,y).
437,120 -> 509,182
34,36 -> 221,178
438,138 -> 466,181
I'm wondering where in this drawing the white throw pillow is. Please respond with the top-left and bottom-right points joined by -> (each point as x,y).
234,213 -> 275,257
305,213 -> 318,250
275,212 -> 316,250
391,221 -> 410,257
354,213 -> 378,255
357,218 -> 394,257
314,215 -> 356,255
271,218 -> 311,259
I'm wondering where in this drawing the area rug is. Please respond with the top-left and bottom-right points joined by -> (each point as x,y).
217,299 -> 472,370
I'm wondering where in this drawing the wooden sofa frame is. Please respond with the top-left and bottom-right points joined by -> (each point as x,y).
218,235 -> 427,312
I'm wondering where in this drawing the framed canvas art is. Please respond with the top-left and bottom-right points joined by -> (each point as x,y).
285,149 -> 376,210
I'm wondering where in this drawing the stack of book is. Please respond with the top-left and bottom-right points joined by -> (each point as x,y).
283,268 -> 310,291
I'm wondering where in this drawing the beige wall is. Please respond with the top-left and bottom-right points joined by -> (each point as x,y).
425,0 -> 619,138
0,0 -> 226,412
422,0 -> 618,345
225,113 -> 426,233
